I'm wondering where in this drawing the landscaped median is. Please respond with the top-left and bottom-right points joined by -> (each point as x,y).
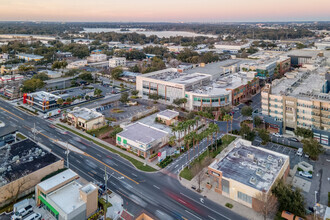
56,123 -> 157,172
180,135 -> 236,181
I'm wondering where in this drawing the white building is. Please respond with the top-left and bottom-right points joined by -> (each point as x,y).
67,107 -> 105,131
15,54 -> 44,62
214,41 -> 251,51
67,60 -> 87,69
109,57 -> 126,68
87,54 -> 107,63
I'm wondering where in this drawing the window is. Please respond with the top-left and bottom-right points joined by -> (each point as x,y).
123,139 -> 127,144
222,179 -> 229,194
117,137 -> 121,142
237,191 -> 252,204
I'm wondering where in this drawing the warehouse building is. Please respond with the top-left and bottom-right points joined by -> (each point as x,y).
208,138 -> 289,210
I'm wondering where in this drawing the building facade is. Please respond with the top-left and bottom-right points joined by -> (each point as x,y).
109,57 -> 126,68
25,91 -> 60,112
66,107 -> 105,131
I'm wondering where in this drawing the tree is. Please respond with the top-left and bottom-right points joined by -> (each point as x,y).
32,72 -> 49,81
22,79 -> 44,92
255,191 -> 278,220
94,88 -> 102,97
119,92 -> 129,103
169,136 -> 176,147
272,180 -> 305,217
52,60 -> 68,69
223,114 -> 232,141
254,116 -> 263,127
111,67 -> 123,80
258,129 -> 270,145
240,123 -> 256,141
80,72 -> 93,81
57,98 -> 64,105
192,163 -> 205,193
241,106 -> 253,117
131,90 -> 139,96
148,93 -> 160,101
301,138 -> 324,160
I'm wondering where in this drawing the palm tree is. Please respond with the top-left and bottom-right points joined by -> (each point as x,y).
209,123 -> 219,151
223,114 -> 231,141
195,116 -> 200,129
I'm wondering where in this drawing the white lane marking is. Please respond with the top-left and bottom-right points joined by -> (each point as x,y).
153,185 -> 160,190
185,210 -> 202,220
175,164 -> 179,168
76,159 -> 81,164
180,193 -> 231,220
208,215 -> 216,220
131,173 -> 137,177
97,153 -> 102,157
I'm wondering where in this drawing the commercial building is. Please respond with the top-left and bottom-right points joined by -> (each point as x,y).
208,138 -> 289,210
116,122 -> 169,158
260,67 -> 330,145
87,54 -> 107,63
15,54 -> 44,62
3,85 -> 21,99
25,91 -> 60,112
282,50 -> 324,66
0,139 -> 63,206
136,68 -> 259,110
315,41 -> 330,50
240,59 -> 277,79
214,41 -> 251,51
109,57 -> 126,68
66,107 -> 105,131
67,60 -> 87,69
36,169 -> 98,220
156,109 -> 179,126
39,70 -> 63,79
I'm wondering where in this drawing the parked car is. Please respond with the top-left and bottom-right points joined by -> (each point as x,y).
296,148 -> 303,156
272,133 -> 283,138
11,205 -> 33,220
288,137 -> 299,142
304,153 -> 310,158
299,171 -> 312,179
24,213 -> 41,220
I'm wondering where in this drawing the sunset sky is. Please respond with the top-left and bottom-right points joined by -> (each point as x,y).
0,0 -> 329,22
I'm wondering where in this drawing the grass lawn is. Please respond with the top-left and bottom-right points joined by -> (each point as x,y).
179,135 -> 236,181
87,126 -> 112,138
56,124 -> 157,172
16,132 -> 27,140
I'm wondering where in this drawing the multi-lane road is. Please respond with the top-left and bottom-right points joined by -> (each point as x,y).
0,99 -> 246,220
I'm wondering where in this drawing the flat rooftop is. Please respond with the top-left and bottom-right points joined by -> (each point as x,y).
210,139 -> 289,192
118,122 -> 168,145
0,125 -> 17,137
16,53 -> 44,59
282,49 -> 322,58
0,139 -> 60,187
269,68 -> 329,101
38,169 -> 78,192
157,109 -> 179,119
28,91 -> 60,101
69,107 -> 103,121
48,181 -> 85,214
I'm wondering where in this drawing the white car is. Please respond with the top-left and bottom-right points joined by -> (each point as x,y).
11,205 -> 33,220
299,171 -> 312,179
296,148 -> 303,156
272,133 -> 282,138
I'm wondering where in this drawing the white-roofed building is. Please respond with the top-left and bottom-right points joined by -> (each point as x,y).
66,107 -> 105,131
36,169 -> 98,220
116,122 -> 169,158
156,109 -> 179,125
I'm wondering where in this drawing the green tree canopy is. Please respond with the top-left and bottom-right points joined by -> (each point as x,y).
111,67 -> 123,80
22,79 -> 44,93
301,138 -> 324,160
241,106 -> 253,117
119,92 -> 129,103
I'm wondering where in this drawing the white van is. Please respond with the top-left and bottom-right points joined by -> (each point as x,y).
11,205 -> 33,220
296,148 -> 303,156
23,213 -> 41,220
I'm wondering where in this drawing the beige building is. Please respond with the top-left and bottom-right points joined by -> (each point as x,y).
0,139 -> 64,206
261,67 -> 330,145
67,107 -> 105,131
208,138 -> 289,210
36,169 -> 98,220
156,109 -> 179,126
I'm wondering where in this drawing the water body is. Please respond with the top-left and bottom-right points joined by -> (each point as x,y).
81,28 -> 218,38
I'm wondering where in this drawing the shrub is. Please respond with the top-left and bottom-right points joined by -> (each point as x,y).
158,156 -> 173,168
297,167 -> 303,172
308,170 -> 313,174
225,203 -> 233,209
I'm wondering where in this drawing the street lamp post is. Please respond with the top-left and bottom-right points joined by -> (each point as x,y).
66,142 -> 70,168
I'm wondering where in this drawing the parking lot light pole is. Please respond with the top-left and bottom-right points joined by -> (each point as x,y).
314,191 -> 318,219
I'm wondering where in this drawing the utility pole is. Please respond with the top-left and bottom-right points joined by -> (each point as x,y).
104,166 -> 108,202
32,123 -> 38,141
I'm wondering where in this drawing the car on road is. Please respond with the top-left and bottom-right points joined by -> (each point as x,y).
296,148 -> 303,156
288,137 -> 299,142
299,171 -> 312,179
272,133 -> 283,138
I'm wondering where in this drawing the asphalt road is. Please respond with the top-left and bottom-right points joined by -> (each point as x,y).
0,100 -> 246,220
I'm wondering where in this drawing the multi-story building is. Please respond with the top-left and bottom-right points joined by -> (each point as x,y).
3,85 -> 21,99
136,68 -> 259,110
277,56 -> 291,75
67,60 -> 87,69
36,169 -> 98,220
208,138 -> 289,210
25,91 -> 60,112
87,54 -> 107,63
261,67 -> 330,145
109,57 -> 126,68
240,59 -> 277,79
66,107 -> 105,131
15,54 -> 44,62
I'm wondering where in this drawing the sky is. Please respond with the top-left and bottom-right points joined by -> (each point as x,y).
0,0 -> 329,22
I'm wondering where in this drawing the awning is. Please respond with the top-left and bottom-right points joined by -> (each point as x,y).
38,195 -> 59,216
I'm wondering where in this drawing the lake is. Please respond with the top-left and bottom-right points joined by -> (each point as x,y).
81,28 -> 218,38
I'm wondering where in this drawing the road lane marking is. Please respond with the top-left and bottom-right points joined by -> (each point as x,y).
0,107 -> 24,120
185,210 -> 202,220
131,173 -> 137,177
208,215 -> 216,220
153,185 -> 160,189
180,193 -> 231,220
88,172 -> 94,177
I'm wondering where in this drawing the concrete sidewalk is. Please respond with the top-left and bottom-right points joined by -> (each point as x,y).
179,170 -> 264,220
55,120 -> 160,171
